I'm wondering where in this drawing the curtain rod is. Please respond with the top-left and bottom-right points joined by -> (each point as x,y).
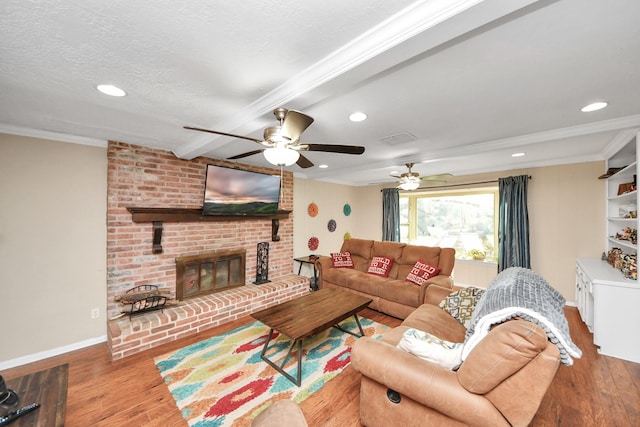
382,175 -> 532,191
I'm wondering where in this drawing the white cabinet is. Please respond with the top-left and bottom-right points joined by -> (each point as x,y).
575,262 -> 594,332
576,258 -> 640,363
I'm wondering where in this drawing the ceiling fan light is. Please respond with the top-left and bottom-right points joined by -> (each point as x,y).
398,180 -> 420,191
263,146 -> 300,166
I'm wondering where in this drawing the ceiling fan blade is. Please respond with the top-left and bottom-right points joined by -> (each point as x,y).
304,144 -> 365,155
183,126 -> 262,143
227,149 -> 265,160
421,173 -> 453,181
296,153 -> 314,169
280,110 -> 314,141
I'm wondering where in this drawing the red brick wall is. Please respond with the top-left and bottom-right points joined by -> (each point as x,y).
106,141 -> 294,317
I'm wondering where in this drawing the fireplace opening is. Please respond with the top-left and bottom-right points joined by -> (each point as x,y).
176,249 -> 246,300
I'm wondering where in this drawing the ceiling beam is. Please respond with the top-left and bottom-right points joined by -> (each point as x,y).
173,0 -> 542,160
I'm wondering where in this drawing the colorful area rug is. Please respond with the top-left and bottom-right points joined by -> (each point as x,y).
154,317 -> 387,427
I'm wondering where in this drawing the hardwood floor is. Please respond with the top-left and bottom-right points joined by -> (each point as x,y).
3,307 -> 639,426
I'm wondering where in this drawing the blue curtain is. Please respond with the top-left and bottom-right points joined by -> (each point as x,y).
498,175 -> 530,271
382,188 -> 400,242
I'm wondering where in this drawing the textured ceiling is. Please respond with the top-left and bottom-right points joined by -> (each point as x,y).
1,0 -> 640,186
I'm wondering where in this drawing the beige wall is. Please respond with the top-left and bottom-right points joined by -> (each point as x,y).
0,134 -> 107,366
528,161 -> 605,301
292,178 -> 381,277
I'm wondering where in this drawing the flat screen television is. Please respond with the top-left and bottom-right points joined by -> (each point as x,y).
202,164 -> 281,216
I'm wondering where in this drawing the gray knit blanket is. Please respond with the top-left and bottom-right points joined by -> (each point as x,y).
462,267 -> 582,366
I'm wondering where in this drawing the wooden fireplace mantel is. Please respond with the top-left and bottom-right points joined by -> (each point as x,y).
127,207 -> 291,253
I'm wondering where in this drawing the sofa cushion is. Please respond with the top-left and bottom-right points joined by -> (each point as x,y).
322,265 -> 359,287
397,245 -> 455,278
367,256 -> 394,277
405,259 -> 441,285
340,239 -> 374,271
330,251 -> 354,268
346,271 -> 386,296
378,279 -> 421,308
371,241 -> 406,278
439,287 -> 486,328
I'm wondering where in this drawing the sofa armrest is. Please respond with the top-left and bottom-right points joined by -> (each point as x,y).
351,338 -> 507,426
315,256 -> 333,288
424,274 -> 453,289
422,282 -> 455,305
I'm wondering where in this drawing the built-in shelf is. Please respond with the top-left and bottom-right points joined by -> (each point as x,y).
127,207 -> 292,253
608,237 -> 637,250
607,190 -> 637,202
608,161 -> 637,180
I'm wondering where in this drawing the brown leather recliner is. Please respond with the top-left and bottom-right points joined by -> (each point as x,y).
351,285 -> 561,427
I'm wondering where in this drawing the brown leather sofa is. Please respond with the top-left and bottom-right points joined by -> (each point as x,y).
351,285 -> 561,427
315,238 -> 455,319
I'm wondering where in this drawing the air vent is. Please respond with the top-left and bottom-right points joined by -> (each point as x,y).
380,132 -> 416,145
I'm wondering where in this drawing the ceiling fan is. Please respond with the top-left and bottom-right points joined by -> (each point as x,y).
392,163 -> 452,190
184,108 -> 365,168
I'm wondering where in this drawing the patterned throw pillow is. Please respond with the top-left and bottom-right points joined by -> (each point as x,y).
330,251 -> 355,268
405,259 -> 441,285
438,287 -> 486,328
367,256 -> 394,277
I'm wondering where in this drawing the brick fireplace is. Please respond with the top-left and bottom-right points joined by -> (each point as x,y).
106,141 -> 307,360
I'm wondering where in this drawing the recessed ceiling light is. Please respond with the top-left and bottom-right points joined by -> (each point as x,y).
319,164 -> 328,169
512,152 -> 525,158
97,84 -> 126,97
349,112 -> 367,122
581,102 -> 607,112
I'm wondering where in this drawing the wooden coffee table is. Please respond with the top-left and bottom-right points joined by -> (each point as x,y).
251,287 -> 372,386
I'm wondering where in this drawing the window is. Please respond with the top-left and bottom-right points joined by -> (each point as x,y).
400,187 -> 498,262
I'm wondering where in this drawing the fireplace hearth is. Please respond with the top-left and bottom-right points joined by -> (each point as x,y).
175,249 -> 246,300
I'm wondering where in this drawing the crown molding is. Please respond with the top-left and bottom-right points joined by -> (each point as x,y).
600,128 -> 639,159
0,123 -> 107,147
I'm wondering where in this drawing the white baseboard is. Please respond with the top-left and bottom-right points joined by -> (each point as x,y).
0,335 -> 107,371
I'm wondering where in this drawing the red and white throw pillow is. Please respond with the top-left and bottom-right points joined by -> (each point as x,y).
406,259 -> 441,285
331,251 -> 355,268
367,256 -> 394,277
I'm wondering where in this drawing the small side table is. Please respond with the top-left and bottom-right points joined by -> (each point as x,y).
294,255 -> 320,290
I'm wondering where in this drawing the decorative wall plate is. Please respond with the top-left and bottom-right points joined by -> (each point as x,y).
308,236 -> 319,251
343,203 -> 351,216
327,219 -> 337,232
307,202 -> 318,217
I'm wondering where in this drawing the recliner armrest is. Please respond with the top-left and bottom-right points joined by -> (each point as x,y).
351,337 -> 507,426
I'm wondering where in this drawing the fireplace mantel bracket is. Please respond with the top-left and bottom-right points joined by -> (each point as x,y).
127,207 -> 291,253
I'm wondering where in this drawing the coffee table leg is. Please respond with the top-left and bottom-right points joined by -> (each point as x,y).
333,314 -> 366,337
259,329 -> 303,387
